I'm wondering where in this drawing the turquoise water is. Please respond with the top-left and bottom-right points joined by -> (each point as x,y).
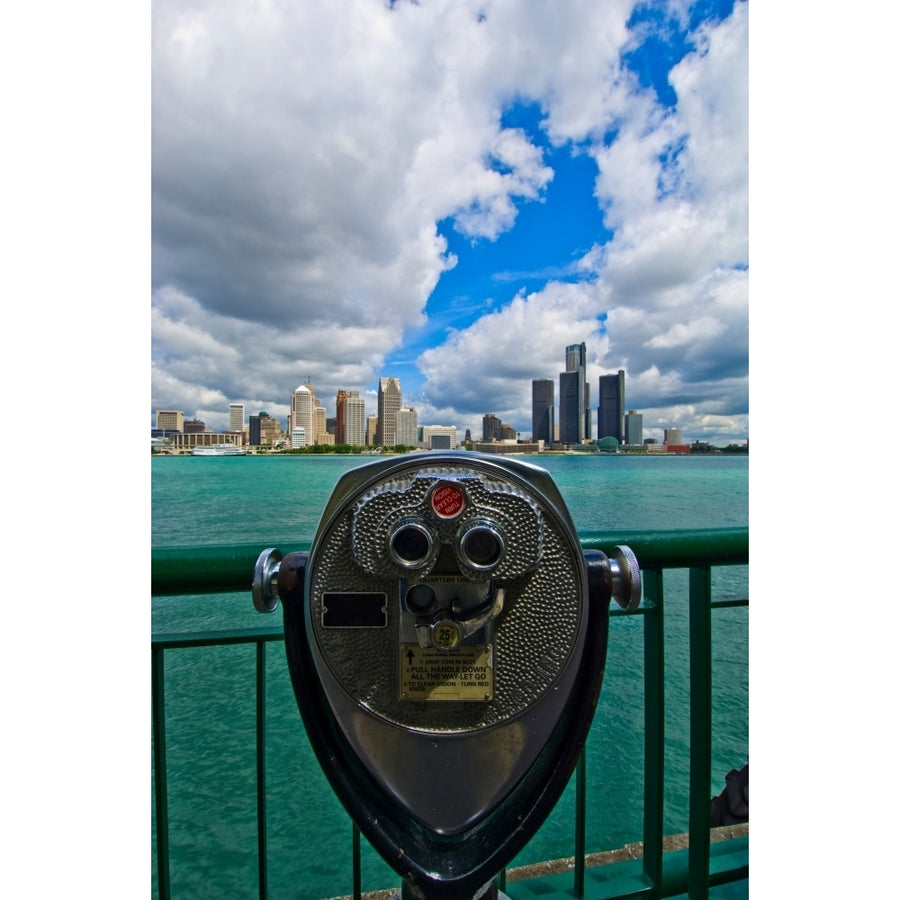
152,453 -> 748,899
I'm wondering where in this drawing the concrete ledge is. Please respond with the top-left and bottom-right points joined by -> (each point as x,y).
327,825 -> 749,899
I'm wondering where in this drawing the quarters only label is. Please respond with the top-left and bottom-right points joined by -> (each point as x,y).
399,643 -> 493,701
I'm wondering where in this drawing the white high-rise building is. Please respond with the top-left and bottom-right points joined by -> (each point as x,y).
395,406 -> 418,447
291,383 -> 316,445
229,404 -> 245,432
346,391 -> 366,446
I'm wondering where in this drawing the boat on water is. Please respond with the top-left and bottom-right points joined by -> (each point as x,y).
190,443 -> 246,457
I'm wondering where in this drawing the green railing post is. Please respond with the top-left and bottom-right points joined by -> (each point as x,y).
642,568 -> 665,895
353,824 -> 361,900
256,640 -> 269,900
574,748 -> 586,897
688,566 -> 713,900
151,645 -> 171,900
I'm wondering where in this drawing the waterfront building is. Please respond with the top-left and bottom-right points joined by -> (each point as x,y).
291,382 -> 317,446
260,413 -> 281,446
422,425 -> 458,450
345,391 -> 366,446
625,410 -> 643,446
531,379 -> 554,444
559,343 -> 590,444
335,390 -> 348,444
367,415 -> 378,447
313,405 -> 327,444
396,407 -> 418,447
291,427 -> 307,449
169,431 -> 245,453
474,440 -> 540,455
229,404 -> 245,432
184,419 -> 207,434
482,413 -> 502,442
249,414 -> 262,446
597,370 -> 625,444
156,410 -> 184,432
375,377 -> 402,446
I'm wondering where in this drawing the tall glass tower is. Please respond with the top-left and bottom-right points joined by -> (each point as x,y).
531,379 -> 555,444
597,370 -> 626,443
375,377 -> 402,446
559,343 -> 590,445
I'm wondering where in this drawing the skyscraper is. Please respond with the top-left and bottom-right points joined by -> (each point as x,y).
396,407 -> 418,447
335,390 -> 348,444
625,410 -> 643,446
559,343 -> 590,444
375,376 -> 402,446
531,379 -> 554,444
482,413 -> 502,442
597,370 -> 626,443
291,382 -> 316,445
345,391 -> 366,446
229,404 -> 245,432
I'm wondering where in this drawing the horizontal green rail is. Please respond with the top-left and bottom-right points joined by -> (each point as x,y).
152,528 -> 748,899
151,527 -> 748,596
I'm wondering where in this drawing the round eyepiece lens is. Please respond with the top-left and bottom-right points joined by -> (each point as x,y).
390,523 -> 433,567
461,527 -> 503,569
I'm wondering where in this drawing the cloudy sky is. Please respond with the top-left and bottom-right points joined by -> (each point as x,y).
152,0 -> 748,445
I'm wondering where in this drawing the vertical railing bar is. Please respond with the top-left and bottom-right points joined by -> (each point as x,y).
642,568 -> 665,895
574,747 -> 587,897
688,566 -> 713,900
352,823 -> 361,900
256,640 -> 269,900
151,645 -> 172,900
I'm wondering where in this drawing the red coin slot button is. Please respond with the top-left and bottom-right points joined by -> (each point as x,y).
431,483 -> 465,518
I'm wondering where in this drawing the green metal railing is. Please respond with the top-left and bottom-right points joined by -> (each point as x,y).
152,528 -> 748,900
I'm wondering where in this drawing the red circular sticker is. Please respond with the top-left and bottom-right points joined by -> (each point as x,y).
431,483 -> 465,518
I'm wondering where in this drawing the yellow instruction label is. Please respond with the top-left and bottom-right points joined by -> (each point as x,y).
399,643 -> 493,701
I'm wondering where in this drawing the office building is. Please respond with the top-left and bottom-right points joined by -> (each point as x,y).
345,391 -> 366,446
531,379 -> 554,444
335,390 -> 348,444
367,415 -> 379,447
422,425 -> 458,450
156,410 -> 184,433
625,410 -> 643,446
375,377 -> 402,446
290,382 -> 318,446
229,404 -> 245,432
313,405 -> 327,444
559,343 -> 590,444
597,370 -> 625,444
482,413 -> 502,442
396,407 -> 419,447
184,419 -> 206,434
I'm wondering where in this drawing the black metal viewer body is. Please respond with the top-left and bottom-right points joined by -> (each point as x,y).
252,452 -> 640,900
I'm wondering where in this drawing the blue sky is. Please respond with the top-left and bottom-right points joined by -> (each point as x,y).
150,0 -> 749,445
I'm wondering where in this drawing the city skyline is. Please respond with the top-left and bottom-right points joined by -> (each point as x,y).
151,1 -> 748,446
154,348 -> 713,449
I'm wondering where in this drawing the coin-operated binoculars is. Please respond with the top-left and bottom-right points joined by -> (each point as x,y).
252,452 -> 640,900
